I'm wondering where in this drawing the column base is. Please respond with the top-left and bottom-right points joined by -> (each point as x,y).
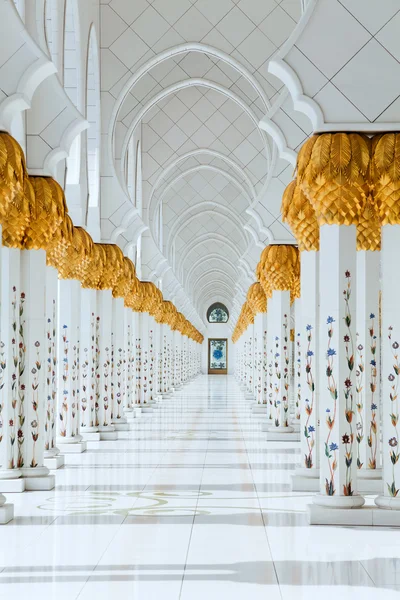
99,431 -> 118,441
375,496 -> 400,510
80,426 -> 99,434
44,455 -> 65,470
264,429 -> 300,441
308,503 -> 400,527
81,432 -> 101,442
312,494 -> 365,509
58,441 -> 87,454
113,422 -> 130,431
133,407 -> 142,418
20,464 -> 54,489
251,405 -> 269,414
291,468 -> 320,492
112,417 -> 128,425
0,503 -> 13,524
0,478 -> 25,493
290,420 -> 301,432
141,407 -> 154,413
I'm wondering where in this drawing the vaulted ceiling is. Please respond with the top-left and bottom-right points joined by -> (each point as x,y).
102,0 -> 300,325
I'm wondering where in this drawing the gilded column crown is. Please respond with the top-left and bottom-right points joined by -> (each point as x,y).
24,176 -> 68,251
356,194 -> 381,251
112,257 -> 136,299
282,180 -> 319,251
46,214 -> 74,272
81,243 -> 107,289
125,276 -> 143,311
297,133 -> 370,226
260,244 -> 300,291
97,244 -> 125,290
59,226 -> 94,281
247,282 -> 267,315
0,133 -> 29,236
371,133 -> 400,226
149,285 -> 163,317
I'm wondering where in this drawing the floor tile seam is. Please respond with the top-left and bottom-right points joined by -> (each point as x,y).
241,410 -> 284,600
179,390 -> 212,599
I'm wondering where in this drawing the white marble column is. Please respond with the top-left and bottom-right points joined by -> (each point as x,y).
123,307 -> 134,417
57,278 -> 86,453
376,225 -> 400,509
313,225 -> 364,509
0,247 -> 24,491
140,312 -> 152,406
96,289 -> 117,440
292,250 -> 319,491
173,331 -> 182,389
43,265 -> 65,469
267,290 -> 293,436
19,250 -> 55,489
134,312 -> 142,413
79,288 -> 99,442
356,250 -> 381,493
112,297 -> 128,428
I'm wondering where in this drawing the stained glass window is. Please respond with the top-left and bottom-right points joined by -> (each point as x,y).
207,303 -> 229,323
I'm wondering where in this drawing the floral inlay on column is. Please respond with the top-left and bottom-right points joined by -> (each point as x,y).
60,325 -> 69,438
45,300 -> 56,452
135,338 -> 141,405
116,347 -> 123,418
325,316 -> 337,496
103,347 -> 110,426
368,314 -> 378,469
17,291 -> 26,469
268,348 -> 273,419
343,271 -> 355,496
80,346 -> 89,426
387,326 -> 400,497
304,324 -> 315,468
95,317 -> 100,427
30,341 -> 41,467
273,336 -> 281,427
296,332 -> 301,420
355,333 -> 364,469
0,342 -> 5,449
282,315 -> 289,427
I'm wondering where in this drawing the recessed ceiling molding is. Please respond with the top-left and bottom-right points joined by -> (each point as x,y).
192,269 -> 236,293
110,42 -> 271,144
118,78 -> 271,188
238,257 -> 254,280
41,111 -> 89,177
259,119 -> 297,166
177,233 -> 242,280
109,207 -> 144,243
245,208 -> 274,244
148,148 -> 257,222
185,254 -> 239,290
196,281 -> 234,305
167,202 -> 249,262
243,224 -> 265,250
156,165 -> 252,238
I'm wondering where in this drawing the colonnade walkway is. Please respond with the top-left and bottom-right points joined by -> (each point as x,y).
0,375 -> 396,599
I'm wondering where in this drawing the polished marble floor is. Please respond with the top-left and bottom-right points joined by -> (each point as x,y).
1,375 -> 400,599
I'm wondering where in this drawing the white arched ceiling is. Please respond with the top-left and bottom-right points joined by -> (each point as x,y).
103,1 -> 300,316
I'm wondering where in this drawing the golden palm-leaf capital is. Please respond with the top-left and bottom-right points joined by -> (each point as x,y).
282,179 -> 319,251
259,244 -> 300,291
297,133 -> 370,226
